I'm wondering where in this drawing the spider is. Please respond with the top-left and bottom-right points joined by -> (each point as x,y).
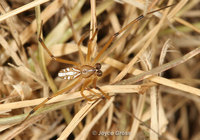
22,4 -> 175,123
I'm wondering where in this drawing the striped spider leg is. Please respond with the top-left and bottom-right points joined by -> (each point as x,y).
22,4 -> 175,123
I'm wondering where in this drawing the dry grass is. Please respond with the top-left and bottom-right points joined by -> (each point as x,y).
0,0 -> 200,140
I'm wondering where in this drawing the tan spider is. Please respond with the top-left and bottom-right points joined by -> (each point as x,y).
22,4 -> 175,123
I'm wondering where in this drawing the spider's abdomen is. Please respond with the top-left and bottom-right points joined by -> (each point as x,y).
58,67 -> 81,80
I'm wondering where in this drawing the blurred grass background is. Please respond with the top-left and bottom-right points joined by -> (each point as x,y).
0,0 -> 200,140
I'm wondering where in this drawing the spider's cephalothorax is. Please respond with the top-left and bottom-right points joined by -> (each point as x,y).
58,63 -> 102,80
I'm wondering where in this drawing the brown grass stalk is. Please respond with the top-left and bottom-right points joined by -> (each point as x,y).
1,0 -> 200,139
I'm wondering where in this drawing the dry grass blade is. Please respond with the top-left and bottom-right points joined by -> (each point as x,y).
112,0 -> 173,84
0,0 -> 50,22
0,85 -> 140,113
0,35 -> 22,65
129,93 -> 146,139
104,52 -> 200,96
57,100 -> 101,140
159,39 -> 171,68
20,0 -> 65,45
116,46 -> 200,94
89,0 -> 97,59
174,17 -> 200,33
0,115 -> 45,140
75,97 -> 115,140
1,0 -> 200,139
0,1 -> 27,65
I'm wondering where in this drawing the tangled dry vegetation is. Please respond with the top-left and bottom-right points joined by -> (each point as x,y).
0,0 -> 200,140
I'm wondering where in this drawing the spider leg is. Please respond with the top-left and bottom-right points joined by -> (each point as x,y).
86,28 -> 98,64
81,77 -> 110,101
76,32 -> 90,65
64,7 -> 87,65
81,79 -> 93,101
21,78 -> 82,123
38,22 -> 79,66
64,6 -> 79,44
95,87 -> 110,99
92,16 -> 143,65
65,8 -> 99,66
93,77 -> 110,99
81,78 -> 99,101
86,88 -> 102,98
81,89 -> 99,101
92,4 -> 176,65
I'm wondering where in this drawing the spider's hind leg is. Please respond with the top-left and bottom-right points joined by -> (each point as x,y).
81,86 -> 109,101
94,86 -> 110,100
81,86 -> 98,101
92,77 -> 110,99
80,76 -> 110,101
81,78 -> 97,101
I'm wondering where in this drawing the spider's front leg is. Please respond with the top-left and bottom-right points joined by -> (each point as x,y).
80,77 -> 108,101
38,22 -> 79,66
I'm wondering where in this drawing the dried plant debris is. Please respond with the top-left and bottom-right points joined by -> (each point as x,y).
0,0 -> 200,140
